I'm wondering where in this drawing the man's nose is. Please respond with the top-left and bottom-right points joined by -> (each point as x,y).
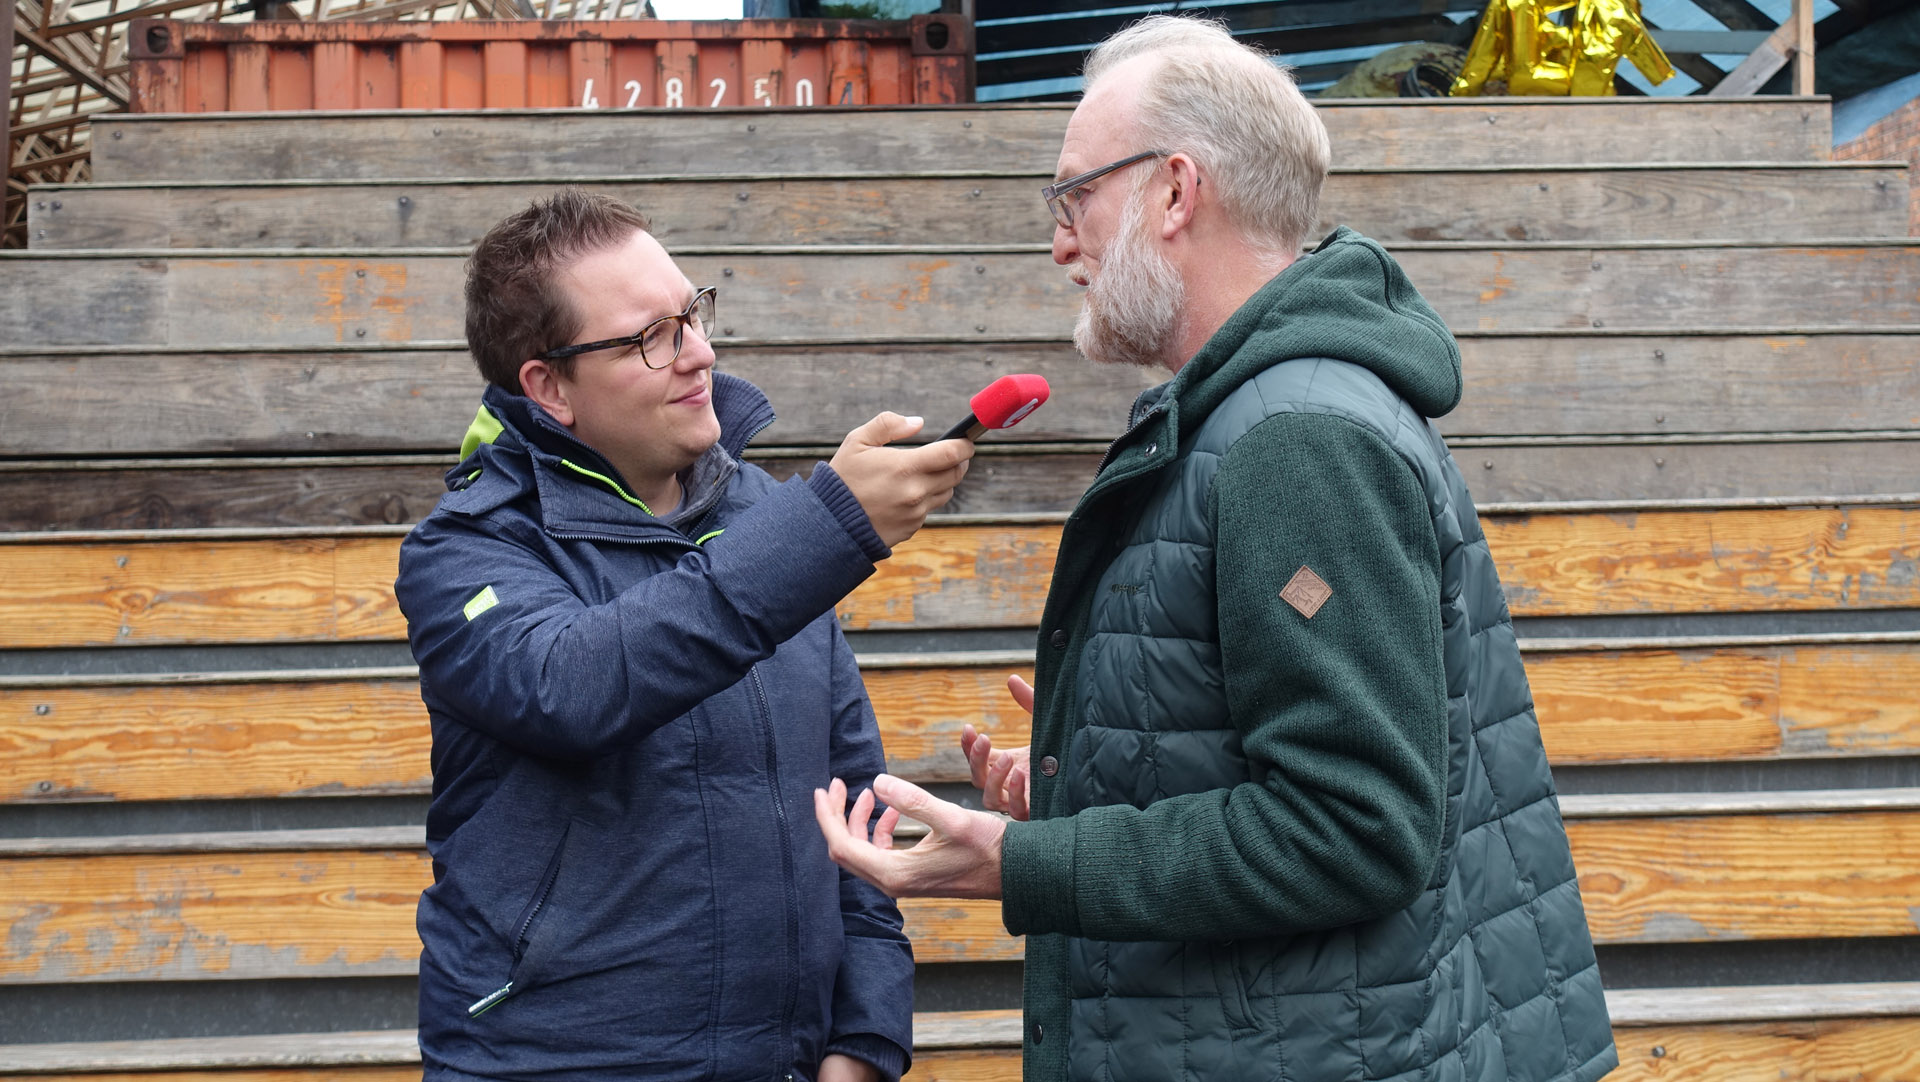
678,328 -> 718,370
1052,221 -> 1077,267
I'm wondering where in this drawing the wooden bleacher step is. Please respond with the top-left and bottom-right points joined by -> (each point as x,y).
6,332 -> 1917,452
3,328 -> 1918,526
3,499 -> 1916,644
6,984 -> 1916,1080
6,629 -> 1919,801
26,160 -> 1910,249
4,789 -> 1919,977
7,241 -> 1920,349
83,99 -> 1836,185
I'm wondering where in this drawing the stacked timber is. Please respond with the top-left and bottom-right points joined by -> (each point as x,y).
2,98 -> 1919,1081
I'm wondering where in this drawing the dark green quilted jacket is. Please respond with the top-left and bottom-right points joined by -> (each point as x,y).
999,228 -> 1616,1082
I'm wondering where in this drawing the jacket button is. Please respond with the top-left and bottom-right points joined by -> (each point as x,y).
1032,1021 -> 1045,1044
1040,755 -> 1059,777
1049,628 -> 1068,649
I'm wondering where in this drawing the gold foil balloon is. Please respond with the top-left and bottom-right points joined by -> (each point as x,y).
1451,0 -> 1675,96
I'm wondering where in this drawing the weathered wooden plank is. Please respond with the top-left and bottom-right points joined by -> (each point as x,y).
0,459 -> 456,532
4,333 -> 1918,459
28,163 -> 1907,250
8,244 -> 1918,347
904,1018 -> 1920,1082
1,504 -> 1915,646
9,435 -> 1920,533
0,848 -> 427,982
903,1050 -> 1021,1081
0,676 -> 434,803
6,638 -> 1914,803
1606,982 -> 1920,1026
1527,639 -> 1920,765
846,505 -> 1920,629
85,99 -> 1832,183
14,1016 -> 1917,1082
1458,436 -> 1920,505
0,448 -> 1113,531
1608,1018 -> 1920,1082
0,535 -> 404,648
4,804 -> 1917,983
1568,808 -> 1920,943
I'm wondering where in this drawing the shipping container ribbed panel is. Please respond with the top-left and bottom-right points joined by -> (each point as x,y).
126,16 -> 973,113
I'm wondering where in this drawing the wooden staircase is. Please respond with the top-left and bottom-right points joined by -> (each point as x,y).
3,97 -> 1919,1080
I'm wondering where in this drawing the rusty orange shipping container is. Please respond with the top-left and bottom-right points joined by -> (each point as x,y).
126,15 -> 972,113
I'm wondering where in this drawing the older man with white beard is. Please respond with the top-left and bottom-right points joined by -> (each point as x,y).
816,15 -> 1616,1082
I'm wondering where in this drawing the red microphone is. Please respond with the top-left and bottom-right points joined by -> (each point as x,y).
938,374 -> 1052,441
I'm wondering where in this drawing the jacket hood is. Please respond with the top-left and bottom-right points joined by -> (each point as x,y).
1170,227 -> 1463,428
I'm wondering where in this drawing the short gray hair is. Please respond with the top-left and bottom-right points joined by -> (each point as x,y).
1083,16 -> 1331,253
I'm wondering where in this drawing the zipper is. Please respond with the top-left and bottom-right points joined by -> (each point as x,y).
544,528 -> 699,552
749,665 -> 801,1068
513,838 -> 566,960
469,821 -> 570,1019
1091,405 -> 1166,486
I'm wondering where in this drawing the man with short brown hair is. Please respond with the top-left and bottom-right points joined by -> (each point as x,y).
399,188 -> 971,1081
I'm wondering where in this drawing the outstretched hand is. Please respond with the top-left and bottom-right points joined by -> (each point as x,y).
813,775 -> 1004,900
827,412 -> 973,548
960,674 -> 1035,820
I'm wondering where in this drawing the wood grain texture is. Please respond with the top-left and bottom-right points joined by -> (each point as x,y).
1485,504 -> 1920,618
4,807 -> 1916,983
902,1050 -> 1021,1081
0,848 -> 427,982
86,100 -> 1830,182
9,438 -> 1920,533
902,1018 -> 1920,1082
3,504 -> 1916,646
1458,438 -> 1920,505
30,164 -> 1906,250
1529,640 -> 1920,765
0,536 -> 402,648
1569,809 -> 1920,943
4,639 -> 1914,803
1606,1018 -> 1920,1082
7,1018 -> 1915,1082
0,677 -> 433,803
7,245 -> 1918,348
4,334 -> 1918,458
0,460 -> 454,532
0,449 -> 1114,532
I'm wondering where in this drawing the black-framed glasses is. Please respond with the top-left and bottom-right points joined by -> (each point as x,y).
540,286 -> 717,368
1041,150 -> 1169,229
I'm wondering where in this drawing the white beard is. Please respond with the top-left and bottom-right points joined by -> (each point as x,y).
1072,182 -> 1186,369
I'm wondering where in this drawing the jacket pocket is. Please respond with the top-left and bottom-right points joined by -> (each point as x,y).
469,818 -> 577,1018
1208,940 -> 1257,1034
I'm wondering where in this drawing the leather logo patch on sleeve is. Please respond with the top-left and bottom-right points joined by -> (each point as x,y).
1280,566 -> 1333,619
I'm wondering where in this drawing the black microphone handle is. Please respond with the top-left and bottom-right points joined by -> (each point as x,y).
938,413 -> 988,442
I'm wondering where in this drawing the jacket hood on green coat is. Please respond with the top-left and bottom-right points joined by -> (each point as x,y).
1167,226 -> 1463,431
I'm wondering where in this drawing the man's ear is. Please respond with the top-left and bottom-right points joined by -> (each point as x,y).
518,358 -> 575,427
1161,152 -> 1201,240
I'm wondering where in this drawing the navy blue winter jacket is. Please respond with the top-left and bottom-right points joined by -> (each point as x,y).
396,375 -> 914,1082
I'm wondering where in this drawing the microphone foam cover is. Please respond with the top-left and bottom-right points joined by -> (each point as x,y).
970,373 -> 1052,430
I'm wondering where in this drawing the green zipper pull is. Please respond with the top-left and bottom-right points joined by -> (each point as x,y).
468,981 -> 514,1017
